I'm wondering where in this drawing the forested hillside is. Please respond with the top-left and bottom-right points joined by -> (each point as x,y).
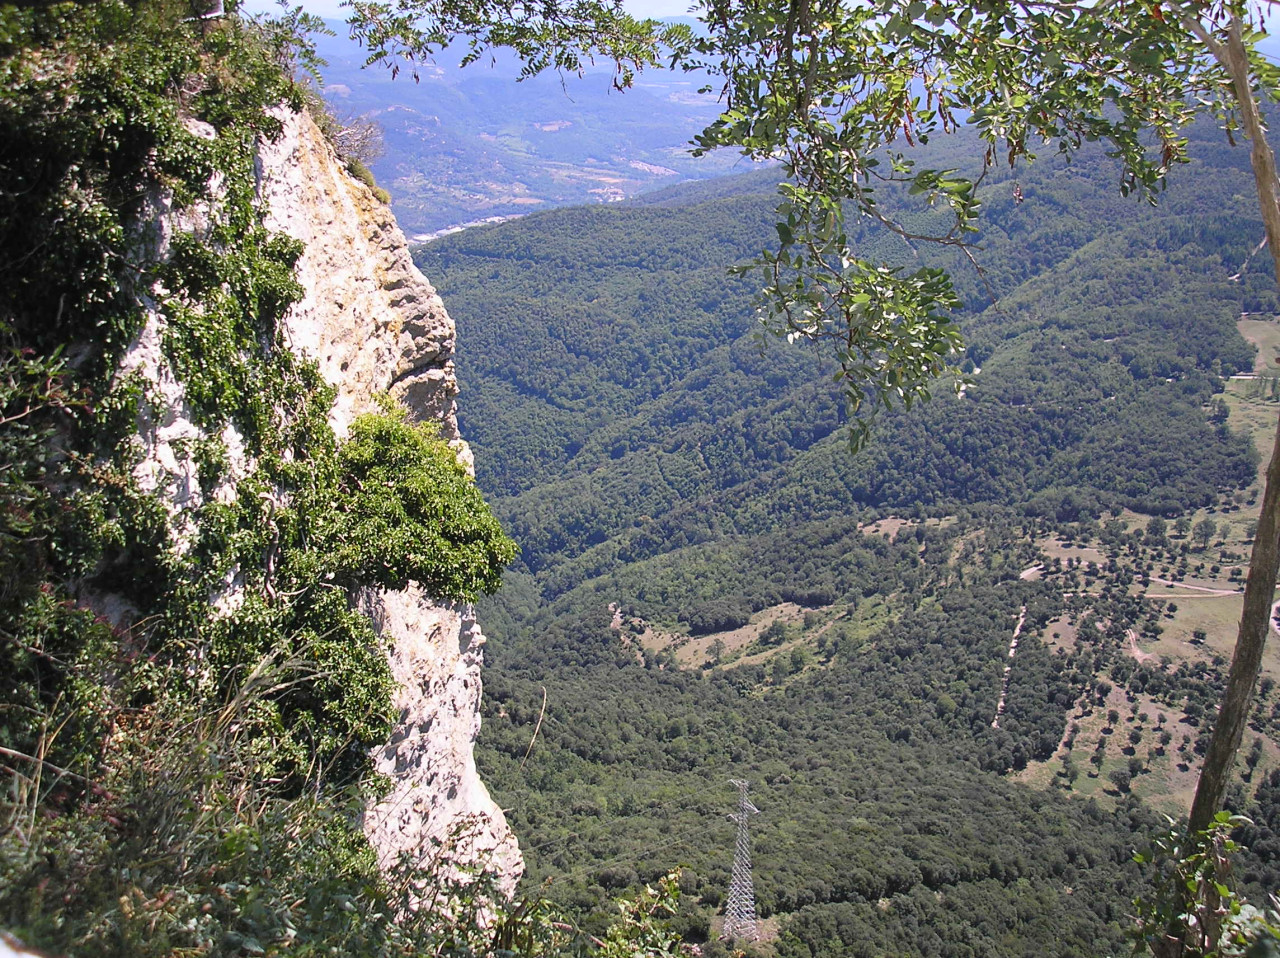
417,118 -> 1280,955
422,121 -> 1263,588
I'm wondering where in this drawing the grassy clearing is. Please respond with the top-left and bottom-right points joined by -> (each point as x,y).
999,531 -> 1280,813
860,516 -> 913,541
1017,685 -> 1200,817
1226,386 -> 1277,497
650,594 -> 898,675
709,914 -> 781,948
859,514 -> 958,544
1226,319 -> 1279,491
1042,614 -> 1079,654
1239,317 -> 1280,375
634,623 -> 684,657
670,602 -> 807,668
1041,538 -> 1107,567
1008,323 -> 1280,814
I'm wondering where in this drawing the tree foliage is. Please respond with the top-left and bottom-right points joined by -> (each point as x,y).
348,0 -> 685,87
351,0 -> 1274,444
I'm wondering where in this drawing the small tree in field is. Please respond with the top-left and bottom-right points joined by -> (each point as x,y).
1109,767 -> 1133,794
1194,518 -> 1218,551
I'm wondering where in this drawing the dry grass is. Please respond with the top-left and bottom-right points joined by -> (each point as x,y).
1228,320 -> 1280,491
670,603 -> 806,668
858,514 -> 957,544
1238,317 -> 1280,375
1042,615 -> 1079,654
1039,538 -> 1108,567
859,516 -> 913,541
1150,595 -> 1241,663
1016,685 -> 1200,816
1125,322 -> 1280,685
708,914 -> 781,949
661,597 -> 896,675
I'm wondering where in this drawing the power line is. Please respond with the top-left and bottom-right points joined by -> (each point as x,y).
724,779 -> 759,943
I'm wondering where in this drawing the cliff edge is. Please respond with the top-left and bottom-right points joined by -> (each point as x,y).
256,107 -> 522,890
1,8 -> 521,949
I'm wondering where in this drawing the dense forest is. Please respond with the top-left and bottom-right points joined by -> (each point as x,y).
417,117 -> 1280,954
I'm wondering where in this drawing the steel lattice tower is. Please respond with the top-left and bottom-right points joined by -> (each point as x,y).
724,779 -> 759,942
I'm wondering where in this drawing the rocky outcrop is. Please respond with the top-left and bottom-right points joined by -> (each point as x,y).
355,590 -> 510,880
109,101 -> 519,897
255,108 -> 470,461
253,106 -> 520,892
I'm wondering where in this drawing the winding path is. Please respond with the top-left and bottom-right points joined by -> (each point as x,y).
992,606 -> 1027,729
1126,628 -> 1157,665
1118,583 -> 1275,664
1148,576 -> 1241,597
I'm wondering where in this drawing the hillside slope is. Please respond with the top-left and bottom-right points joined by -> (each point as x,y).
418,119 -> 1280,954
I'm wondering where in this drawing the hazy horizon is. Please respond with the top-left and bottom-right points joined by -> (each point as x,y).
240,0 -> 695,22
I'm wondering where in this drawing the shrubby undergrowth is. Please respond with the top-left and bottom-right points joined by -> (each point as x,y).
0,650 -> 688,957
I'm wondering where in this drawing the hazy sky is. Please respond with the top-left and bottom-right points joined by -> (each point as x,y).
242,0 -> 694,20
242,3 -> 1280,76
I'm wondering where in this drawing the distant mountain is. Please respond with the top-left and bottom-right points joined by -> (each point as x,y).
312,20 -> 747,236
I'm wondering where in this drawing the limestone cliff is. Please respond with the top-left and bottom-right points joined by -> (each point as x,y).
254,107 -> 522,890
113,103 -> 520,892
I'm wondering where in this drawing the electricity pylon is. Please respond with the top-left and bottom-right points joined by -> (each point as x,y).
724,778 -> 759,942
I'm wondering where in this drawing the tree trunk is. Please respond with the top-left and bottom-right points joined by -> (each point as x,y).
1186,16 -> 1280,838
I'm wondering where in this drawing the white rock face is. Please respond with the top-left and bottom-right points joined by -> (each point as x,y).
357,589 -> 515,882
255,107 -> 520,891
109,102 -> 518,899
255,108 -> 463,448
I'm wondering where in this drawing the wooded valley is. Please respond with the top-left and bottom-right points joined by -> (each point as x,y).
7,1 -> 1280,953
418,117 -> 1280,956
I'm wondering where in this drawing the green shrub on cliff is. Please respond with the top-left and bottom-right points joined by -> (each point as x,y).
322,405 -> 517,600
